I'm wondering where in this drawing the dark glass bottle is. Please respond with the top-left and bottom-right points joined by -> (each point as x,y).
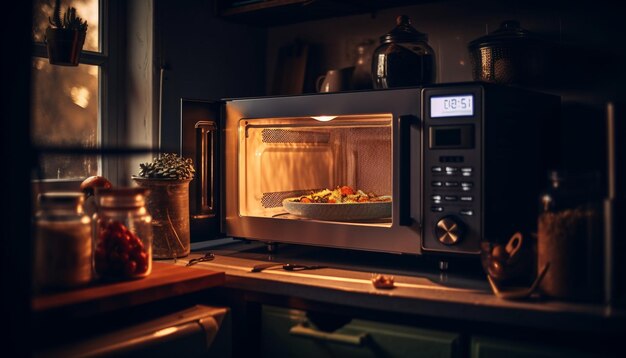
537,171 -> 604,301
371,15 -> 436,89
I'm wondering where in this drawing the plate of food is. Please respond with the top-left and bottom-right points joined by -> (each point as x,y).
282,186 -> 392,221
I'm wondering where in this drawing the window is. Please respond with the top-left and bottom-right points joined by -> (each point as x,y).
31,0 -> 110,180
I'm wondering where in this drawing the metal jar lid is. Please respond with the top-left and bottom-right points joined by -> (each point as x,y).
379,15 -> 428,44
468,20 -> 540,50
96,187 -> 149,208
37,192 -> 84,211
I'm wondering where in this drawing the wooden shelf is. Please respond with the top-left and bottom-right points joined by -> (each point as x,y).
32,262 -> 225,316
215,0 -> 436,26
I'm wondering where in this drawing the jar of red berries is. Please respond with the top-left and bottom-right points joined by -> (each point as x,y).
93,188 -> 152,280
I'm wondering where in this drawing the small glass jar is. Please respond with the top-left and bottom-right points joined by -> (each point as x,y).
371,15 -> 436,89
34,192 -> 93,290
93,188 -> 152,281
537,171 -> 604,301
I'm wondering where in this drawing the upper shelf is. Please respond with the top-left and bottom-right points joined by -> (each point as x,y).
215,0 -> 438,26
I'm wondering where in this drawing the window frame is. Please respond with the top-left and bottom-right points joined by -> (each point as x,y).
31,0 -> 125,184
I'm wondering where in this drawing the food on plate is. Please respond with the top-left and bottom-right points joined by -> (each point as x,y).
290,186 -> 391,204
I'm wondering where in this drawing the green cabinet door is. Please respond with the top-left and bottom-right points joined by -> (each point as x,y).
471,336 -> 602,358
262,305 -> 459,358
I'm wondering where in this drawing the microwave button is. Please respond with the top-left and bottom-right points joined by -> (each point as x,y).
460,209 -> 474,216
432,195 -> 442,203
432,181 -> 443,187
431,206 -> 444,212
444,195 -> 458,201
460,196 -> 473,202
461,182 -> 473,190
461,167 -> 473,176
432,166 -> 443,173
444,181 -> 459,187
445,166 -> 458,175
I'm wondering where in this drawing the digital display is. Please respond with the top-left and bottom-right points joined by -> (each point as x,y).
428,125 -> 474,149
430,95 -> 474,118
434,128 -> 462,146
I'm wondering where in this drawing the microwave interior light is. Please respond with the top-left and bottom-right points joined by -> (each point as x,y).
311,116 -> 337,122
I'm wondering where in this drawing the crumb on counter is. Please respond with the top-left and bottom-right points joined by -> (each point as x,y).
371,273 -> 395,289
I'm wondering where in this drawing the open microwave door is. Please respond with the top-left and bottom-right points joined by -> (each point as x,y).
181,98 -> 224,242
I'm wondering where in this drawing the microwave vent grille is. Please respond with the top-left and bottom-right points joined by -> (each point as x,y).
261,189 -> 323,208
262,129 -> 330,144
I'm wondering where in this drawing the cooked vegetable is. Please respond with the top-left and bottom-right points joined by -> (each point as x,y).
292,186 -> 390,204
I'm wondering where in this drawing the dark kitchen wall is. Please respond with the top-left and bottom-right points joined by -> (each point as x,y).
265,0 -> 625,180
155,0 -> 266,153
158,0 -> 622,182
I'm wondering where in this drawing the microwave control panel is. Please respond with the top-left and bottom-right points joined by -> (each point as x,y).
421,84 -> 559,256
422,86 -> 483,255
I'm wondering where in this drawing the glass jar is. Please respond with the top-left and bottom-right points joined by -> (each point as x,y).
467,20 -> 550,86
537,171 -> 604,301
132,177 -> 191,259
371,15 -> 436,89
93,188 -> 152,281
34,192 -> 92,290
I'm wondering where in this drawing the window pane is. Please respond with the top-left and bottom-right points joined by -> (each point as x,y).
31,58 -> 99,179
33,0 -> 100,52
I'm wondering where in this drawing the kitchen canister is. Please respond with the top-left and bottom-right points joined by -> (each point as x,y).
132,177 -> 192,259
93,188 -> 153,281
468,20 -> 550,86
34,192 -> 93,290
537,171 -> 604,301
371,15 -> 436,89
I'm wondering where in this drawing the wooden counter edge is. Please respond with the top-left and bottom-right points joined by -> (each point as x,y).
32,262 -> 225,315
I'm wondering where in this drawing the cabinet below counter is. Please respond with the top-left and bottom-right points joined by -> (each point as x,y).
31,262 -> 227,355
175,240 -> 626,357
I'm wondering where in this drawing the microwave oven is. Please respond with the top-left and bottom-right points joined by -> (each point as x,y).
181,82 -> 560,258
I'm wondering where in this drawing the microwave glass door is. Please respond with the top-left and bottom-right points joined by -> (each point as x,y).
238,114 -> 393,227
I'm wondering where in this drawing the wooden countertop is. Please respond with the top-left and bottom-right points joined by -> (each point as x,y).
177,240 -> 626,336
32,261 -> 225,316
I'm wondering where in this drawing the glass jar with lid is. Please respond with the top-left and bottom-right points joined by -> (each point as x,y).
467,20 -> 550,86
34,192 -> 93,290
93,188 -> 152,281
371,15 -> 436,89
537,171 -> 604,301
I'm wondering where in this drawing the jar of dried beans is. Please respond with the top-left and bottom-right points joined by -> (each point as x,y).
93,188 -> 152,281
537,171 -> 604,301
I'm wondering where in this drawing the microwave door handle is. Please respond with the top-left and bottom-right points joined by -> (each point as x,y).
195,121 -> 217,216
398,115 -> 418,226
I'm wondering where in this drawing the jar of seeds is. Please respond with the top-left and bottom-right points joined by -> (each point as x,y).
537,171 -> 604,302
